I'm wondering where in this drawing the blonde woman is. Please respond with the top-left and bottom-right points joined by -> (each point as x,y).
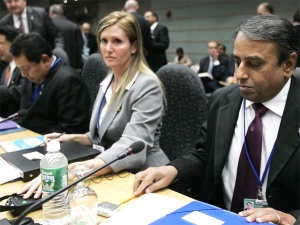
18,11 -> 169,199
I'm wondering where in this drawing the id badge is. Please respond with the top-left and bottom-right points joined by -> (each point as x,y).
93,144 -> 105,153
244,198 -> 268,210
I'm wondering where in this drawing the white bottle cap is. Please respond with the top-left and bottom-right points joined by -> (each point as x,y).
47,140 -> 61,152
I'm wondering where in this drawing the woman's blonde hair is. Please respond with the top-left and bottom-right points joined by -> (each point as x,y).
96,11 -> 166,104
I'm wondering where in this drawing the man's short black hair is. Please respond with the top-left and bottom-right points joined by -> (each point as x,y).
0,26 -> 21,43
10,33 -> 53,63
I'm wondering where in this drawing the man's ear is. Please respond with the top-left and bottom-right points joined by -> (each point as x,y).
41,54 -> 51,67
283,52 -> 297,78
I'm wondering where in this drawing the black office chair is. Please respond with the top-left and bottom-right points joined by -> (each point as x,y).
53,47 -> 69,65
157,64 -> 208,161
293,67 -> 300,79
81,53 -> 109,119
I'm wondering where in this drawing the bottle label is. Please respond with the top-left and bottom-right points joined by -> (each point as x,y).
41,166 -> 68,193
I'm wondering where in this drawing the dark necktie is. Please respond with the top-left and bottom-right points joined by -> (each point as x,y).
19,16 -> 24,32
230,103 -> 269,213
33,84 -> 43,101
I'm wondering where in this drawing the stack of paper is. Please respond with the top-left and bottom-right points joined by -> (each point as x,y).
0,157 -> 21,184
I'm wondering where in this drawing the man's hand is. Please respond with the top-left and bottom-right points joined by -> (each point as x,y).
17,175 -> 42,199
133,166 -> 178,196
239,207 -> 296,225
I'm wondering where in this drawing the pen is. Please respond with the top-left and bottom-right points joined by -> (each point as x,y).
40,132 -> 66,146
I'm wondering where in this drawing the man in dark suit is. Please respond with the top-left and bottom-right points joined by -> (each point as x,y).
10,33 -> 90,135
198,40 -> 228,93
0,0 -> 63,49
124,0 -> 152,58
49,4 -> 83,70
134,15 -> 299,225
80,22 -> 98,63
144,10 -> 169,72
0,26 -> 24,117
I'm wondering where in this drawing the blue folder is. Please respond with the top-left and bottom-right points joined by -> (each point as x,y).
149,200 -> 270,225
0,119 -> 25,135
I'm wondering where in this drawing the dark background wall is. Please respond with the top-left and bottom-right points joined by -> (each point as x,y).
0,0 -> 298,64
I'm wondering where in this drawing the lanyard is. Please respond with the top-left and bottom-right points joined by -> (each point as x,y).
32,57 -> 61,101
96,76 -> 114,130
243,99 -> 276,199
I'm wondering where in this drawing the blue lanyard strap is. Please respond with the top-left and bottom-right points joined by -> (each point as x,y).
96,76 -> 114,130
50,57 -> 62,69
243,99 -> 276,192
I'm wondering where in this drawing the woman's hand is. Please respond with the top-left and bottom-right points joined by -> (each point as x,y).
239,208 -> 296,225
43,132 -> 73,143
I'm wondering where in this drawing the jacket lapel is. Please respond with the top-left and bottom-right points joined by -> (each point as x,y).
267,77 -> 300,188
153,26 -> 158,38
9,67 -> 20,85
21,79 -> 34,109
98,91 -> 129,141
214,87 -> 242,179
8,14 -> 14,26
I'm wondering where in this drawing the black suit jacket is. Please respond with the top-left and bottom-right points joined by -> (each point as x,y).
171,76 -> 300,218
0,6 -> 63,49
19,61 -> 90,135
198,55 -> 228,93
52,16 -> 83,69
87,33 -> 98,55
131,12 -> 152,53
146,23 -> 169,72
0,66 -> 24,117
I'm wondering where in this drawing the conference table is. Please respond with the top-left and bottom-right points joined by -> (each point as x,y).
0,129 -> 193,223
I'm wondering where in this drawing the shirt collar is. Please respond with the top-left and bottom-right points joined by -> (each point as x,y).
245,78 -> 291,117
50,56 -> 57,67
100,72 -> 139,92
150,22 -> 158,31
9,60 -> 16,72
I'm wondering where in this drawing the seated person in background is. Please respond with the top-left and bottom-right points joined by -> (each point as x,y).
18,11 -> 170,199
134,15 -> 299,225
198,40 -> 228,93
217,43 -> 237,86
173,47 -> 192,67
0,26 -> 24,117
217,43 -> 229,60
219,53 -> 237,86
256,2 -> 274,15
80,22 -> 98,63
10,33 -> 90,134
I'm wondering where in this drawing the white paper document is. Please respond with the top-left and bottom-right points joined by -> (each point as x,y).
198,72 -> 213,80
182,210 -> 224,225
0,156 -> 21,184
22,151 -> 44,160
101,193 -> 188,225
0,136 -> 44,152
